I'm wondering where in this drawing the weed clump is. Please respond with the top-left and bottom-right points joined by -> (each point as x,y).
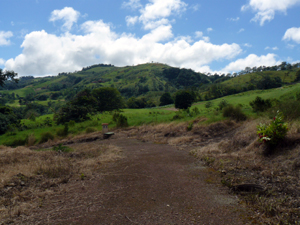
39,132 -> 54,143
222,105 -> 247,122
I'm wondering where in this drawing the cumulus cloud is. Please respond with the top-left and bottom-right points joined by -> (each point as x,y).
195,31 -> 203,38
139,0 -> 187,29
49,7 -> 80,31
242,0 -> 300,26
283,27 -> 300,43
0,31 -> 13,46
222,53 -> 279,72
5,18 -> 242,76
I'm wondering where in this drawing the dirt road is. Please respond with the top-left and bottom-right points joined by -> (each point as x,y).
18,137 -> 251,224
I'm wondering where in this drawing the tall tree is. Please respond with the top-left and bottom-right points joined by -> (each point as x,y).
0,69 -> 18,87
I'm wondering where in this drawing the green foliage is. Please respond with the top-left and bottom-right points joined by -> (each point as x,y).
174,90 -> 194,109
294,70 -> 300,82
0,69 -> 18,87
91,87 -> 123,112
257,75 -> 282,90
85,127 -> 97,133
159,92 -> 174,106
250,96 -> 272,112
56,124 -> 69,137
52,144 -> 72,153
68,120 -> 76,127
273,99 -> 300,121
55,103 -> 92,124
218,99 -> 228,110
257,111 -> 288,147
113,112 -> 129,127
205,101 -> 213,108
40,132 -> 54,143
0,106 -> 20,135
222,105 -> 247,122
186,122 -> 193,131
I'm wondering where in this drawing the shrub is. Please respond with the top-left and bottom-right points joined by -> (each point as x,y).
257,111 -> 288,148
218,99 -> 228,110
250,96 -> 272,112
113,112 -> 129,127
222,105 -> 247,122
205,101 -> 213,108
272,99 -> 300,121
186,122 -> 193,131
40,132 -> 54,143
68,120 -> 76,127
85,127 -> 97,134
56,124 -> 69,137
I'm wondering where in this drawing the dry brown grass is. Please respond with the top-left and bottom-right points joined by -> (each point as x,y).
0,141 -> 122,223
190,119 -> 300,224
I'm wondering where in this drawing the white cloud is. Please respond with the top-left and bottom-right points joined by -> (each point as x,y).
265,46 -> 278,50
244,43 -> 252,47
238,28 -> 245,33
139,0 -> 187,29
242,0 -> 300,26
126,16 -> 139,26
190,4 -> 200,11
227,17 -> 240,22
5,17 -> 242,76
207,28 -> 213,33
283,27 -> 300,43
0,58 -> 5,65
49,7 -> 80,31
0,31 -> 13,46
222,53 -> 279,72
195,31 -> 203,38
202,36 -> 210,42
122,0 -> 142,10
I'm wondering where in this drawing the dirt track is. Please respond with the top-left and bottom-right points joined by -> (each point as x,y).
17,136 -> 252,224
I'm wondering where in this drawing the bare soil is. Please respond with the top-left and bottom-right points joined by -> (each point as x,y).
13,134 -> 253,224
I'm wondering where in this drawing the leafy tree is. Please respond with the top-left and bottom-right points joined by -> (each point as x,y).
174,90 -> 194,109
0,69 -> 18,87
159,92 -> 174,106
91,87 -> 123,112
55,103 -> 91,124
0,106 -> 20,134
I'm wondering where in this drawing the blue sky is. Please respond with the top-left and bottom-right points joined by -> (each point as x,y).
0,0 -> 300,76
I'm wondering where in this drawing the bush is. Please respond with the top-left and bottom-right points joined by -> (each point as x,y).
85,127 -> 97,134
222,105 -> 247,122
56,124 -> 69,137
39,132 -> 55,143
113,112 -> 129,127
159,92 -> 174,106
250,96 -> 272,112
205,101 -> 213,108
257,111 -> 288,148
272,99 -> 300,121
218,99 -> 228,110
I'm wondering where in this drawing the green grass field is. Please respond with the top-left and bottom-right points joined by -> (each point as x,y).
1,82 -> 299,146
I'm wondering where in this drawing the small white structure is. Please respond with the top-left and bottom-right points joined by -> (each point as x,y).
102,123 -> 109,133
